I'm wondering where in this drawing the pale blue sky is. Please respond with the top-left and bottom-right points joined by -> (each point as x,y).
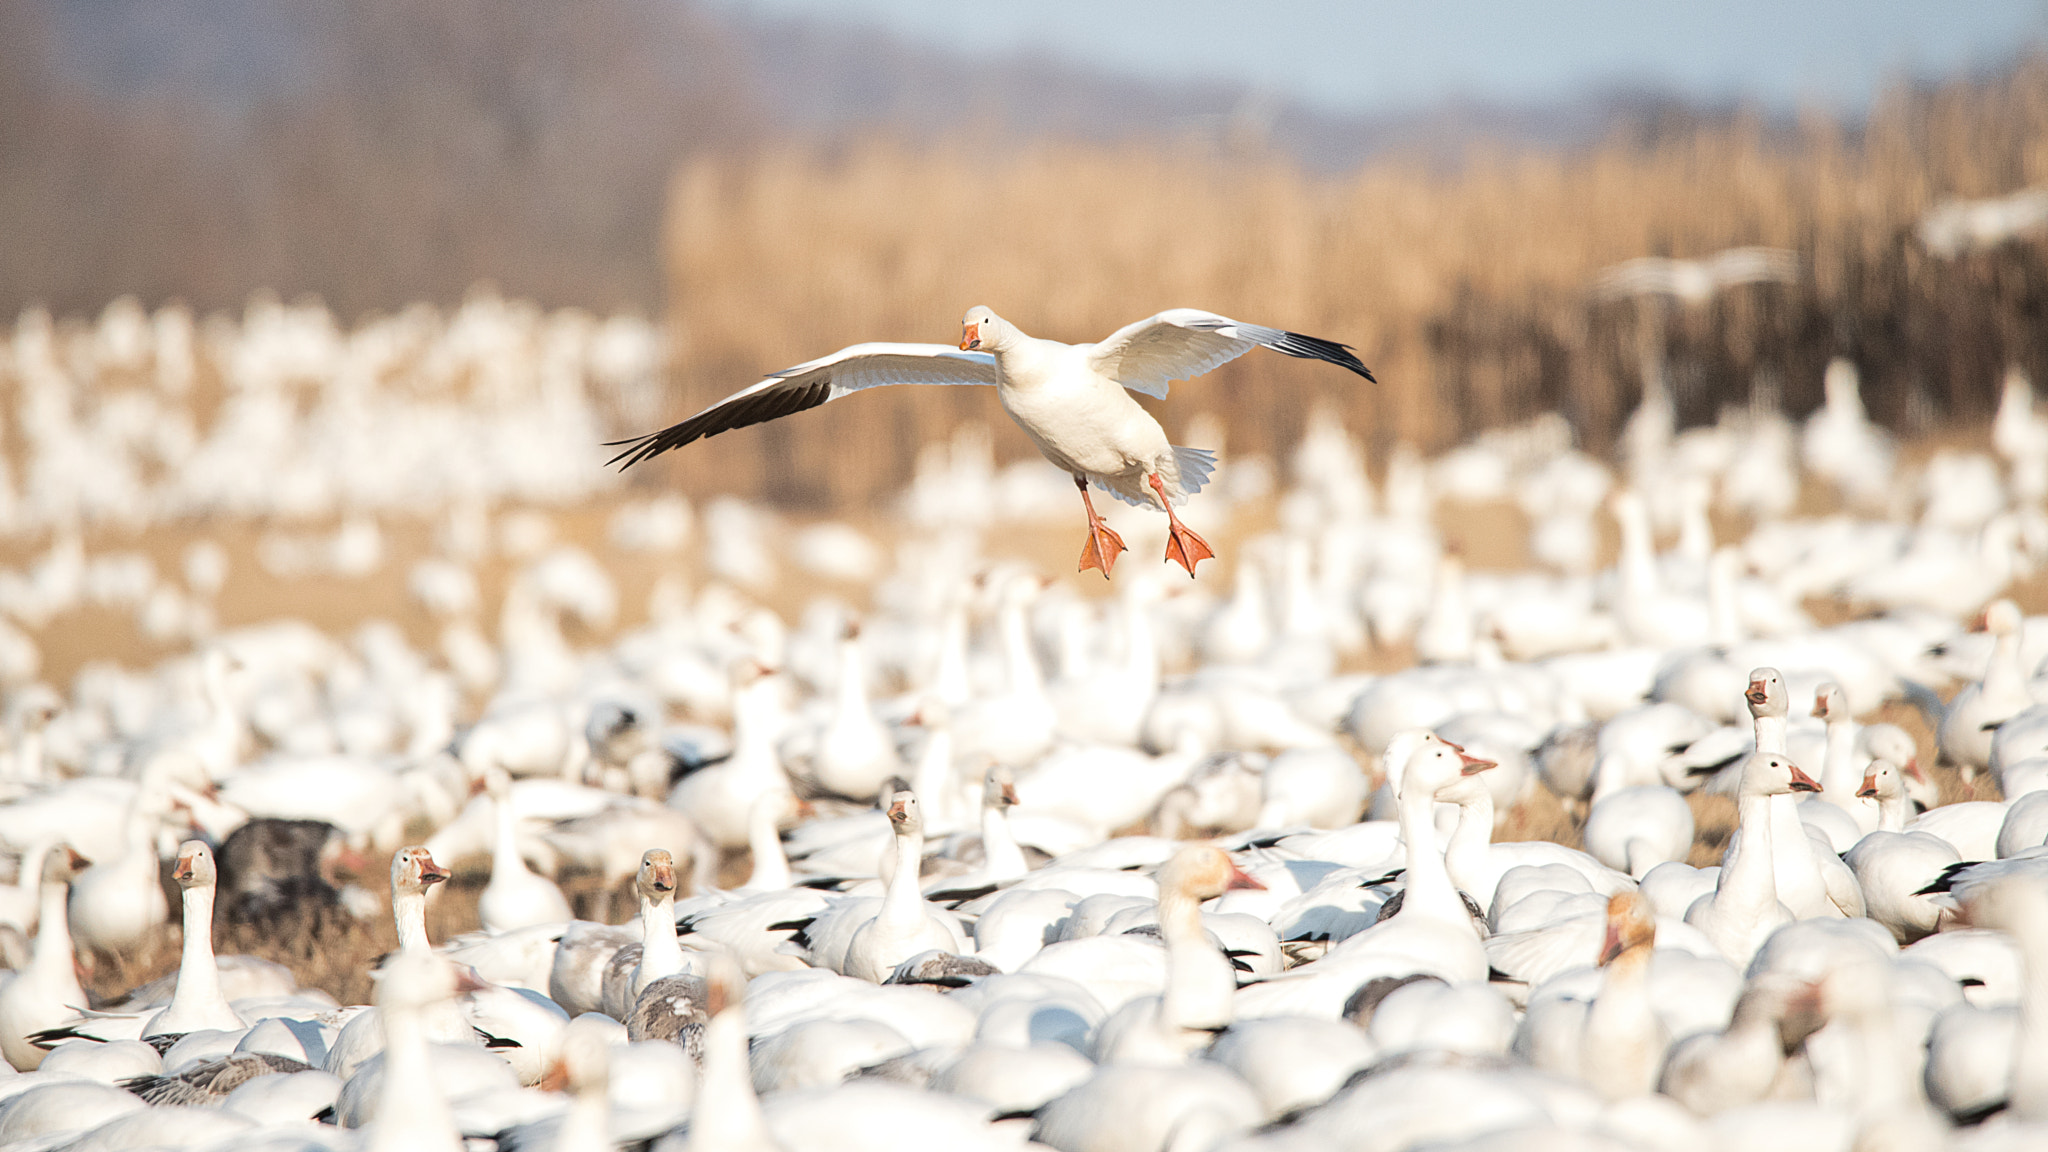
709,0 -> 2048,114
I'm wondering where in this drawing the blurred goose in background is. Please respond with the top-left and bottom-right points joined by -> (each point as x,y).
0,843 -> 89,1070
608,306 -> 1373,577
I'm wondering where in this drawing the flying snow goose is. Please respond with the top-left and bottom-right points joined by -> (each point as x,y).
608,307 -> 1374,577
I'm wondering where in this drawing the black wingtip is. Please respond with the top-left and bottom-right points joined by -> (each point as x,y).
1269,330 -> 1376,381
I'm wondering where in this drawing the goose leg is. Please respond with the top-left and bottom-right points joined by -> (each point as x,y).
1147,472 -> 1214,577
1075,474 -> 1126,578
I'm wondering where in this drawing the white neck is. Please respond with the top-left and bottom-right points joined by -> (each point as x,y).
636,888 -> 683,989
1985,627 -> 2028,706
1719,787 -> 1779,916
1817,716 -> 1860,804
1158,880 -> 1232,1031
30,877 -> 82,1001
1442,788 -> 1494,898
834,641 -> 869,721
909,730 -> 956,832
369,994 -> 461,1152
1581,943 -> 1661,1098
1751,712 -> 1787,755
2010,914 -> 2048,1121
1395,776 -> 1462,922
163,880 -> 228,1025
934,607 -> 971,708
1000,599 -> 1042,697
1873,787 -> 1908,833
690,1007 -> 771,1152
731,685 -> 785,786
875,825 -> 927,937
393,887 -> 432,955
741,803 -> 790,891
979,802 -> 1027,881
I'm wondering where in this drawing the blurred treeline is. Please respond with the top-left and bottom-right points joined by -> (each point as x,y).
659,62 -> 2048,507
0,0 -> 756,316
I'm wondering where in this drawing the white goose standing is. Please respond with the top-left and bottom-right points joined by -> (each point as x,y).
141,839 -> 245,1040
608,308 -> 1374,576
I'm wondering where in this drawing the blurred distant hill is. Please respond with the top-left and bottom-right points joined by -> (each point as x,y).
2,0 -> 1738,319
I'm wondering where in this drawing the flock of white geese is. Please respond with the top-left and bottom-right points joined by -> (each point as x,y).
2,297 -> 2048,1150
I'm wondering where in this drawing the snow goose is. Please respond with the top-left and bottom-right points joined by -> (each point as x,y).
1034,1062 -> 1264,1152
1657,970 -> 1824,1115
0,843 -> 89,1070
1746,667 -> 1863,919
670,661 -> 796,853
1236,731 -> 1493,1018
921,766 -> 1029,905
1952,871 -> 2048,1123
1583,786 -> 1695,878
601,850 -> 698,1019
840,792 -> 969,982
805,624 -> 901,803
360,953 -> 474,1152
0,838 -> 56,934
1523,891 -> 1668,1100
1050,575 -> 1163,746
608,307 -> 1373,577
141,840 -> 246,1040
1842,816 -> 1958,945
1684,752 -> 1822,964
476,768 -> 572,933
1092,845 -> 1265,1065
1940,599 -> 2032,787
66,771 -> 177,956
1800,681 -> 1874,850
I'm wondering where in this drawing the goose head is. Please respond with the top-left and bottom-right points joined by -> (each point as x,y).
392,846 -> 451,896
885,790 -> 924,838
1387,730 -> 1496,803
1811,682 -> 1846,722
542,1014 -> 614,1097
982,766 -> 1019,811
1154,845 -> 1265,903
1857,760 -> 1903,802
1981,598 -> 2022,637
1860,723 -> 1925,786
374,952 -> 484,1014
171,840 -> 216,889
959,307 -> 1007,353
637,849 -> 678,899
1738,752 -> 1821,798
1598,891 -> 1656,965
44,843 -> 89,885
1745,667 -> 1786,720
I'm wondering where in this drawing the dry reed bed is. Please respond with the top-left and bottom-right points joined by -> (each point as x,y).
655,61 -> 2048,510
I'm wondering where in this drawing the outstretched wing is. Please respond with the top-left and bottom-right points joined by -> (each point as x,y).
606,342 -> 999,469
1085,308 -> 1374,399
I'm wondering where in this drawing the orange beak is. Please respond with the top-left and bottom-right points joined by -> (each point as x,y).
1598,919 -> 1626,966
1226,862 -> 1267,891
888,799 -> 909,822
1812,693 -> 1829,719
65,848 -> 90,872
960,323 -> 981,351
652,862 -> 676,892
418,854 -> 451,887
1445,739 -> 1496,775
173,853 -> 197,883
1787,764 -> 1822,793
1000,782 -> 1020,807
1856,773 -> 1878,799
1746,680 -> 1769,706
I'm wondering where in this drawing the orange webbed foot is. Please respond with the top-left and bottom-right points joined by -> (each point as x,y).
1079,520 -> 1126,578
1163,522 -> 1214,577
